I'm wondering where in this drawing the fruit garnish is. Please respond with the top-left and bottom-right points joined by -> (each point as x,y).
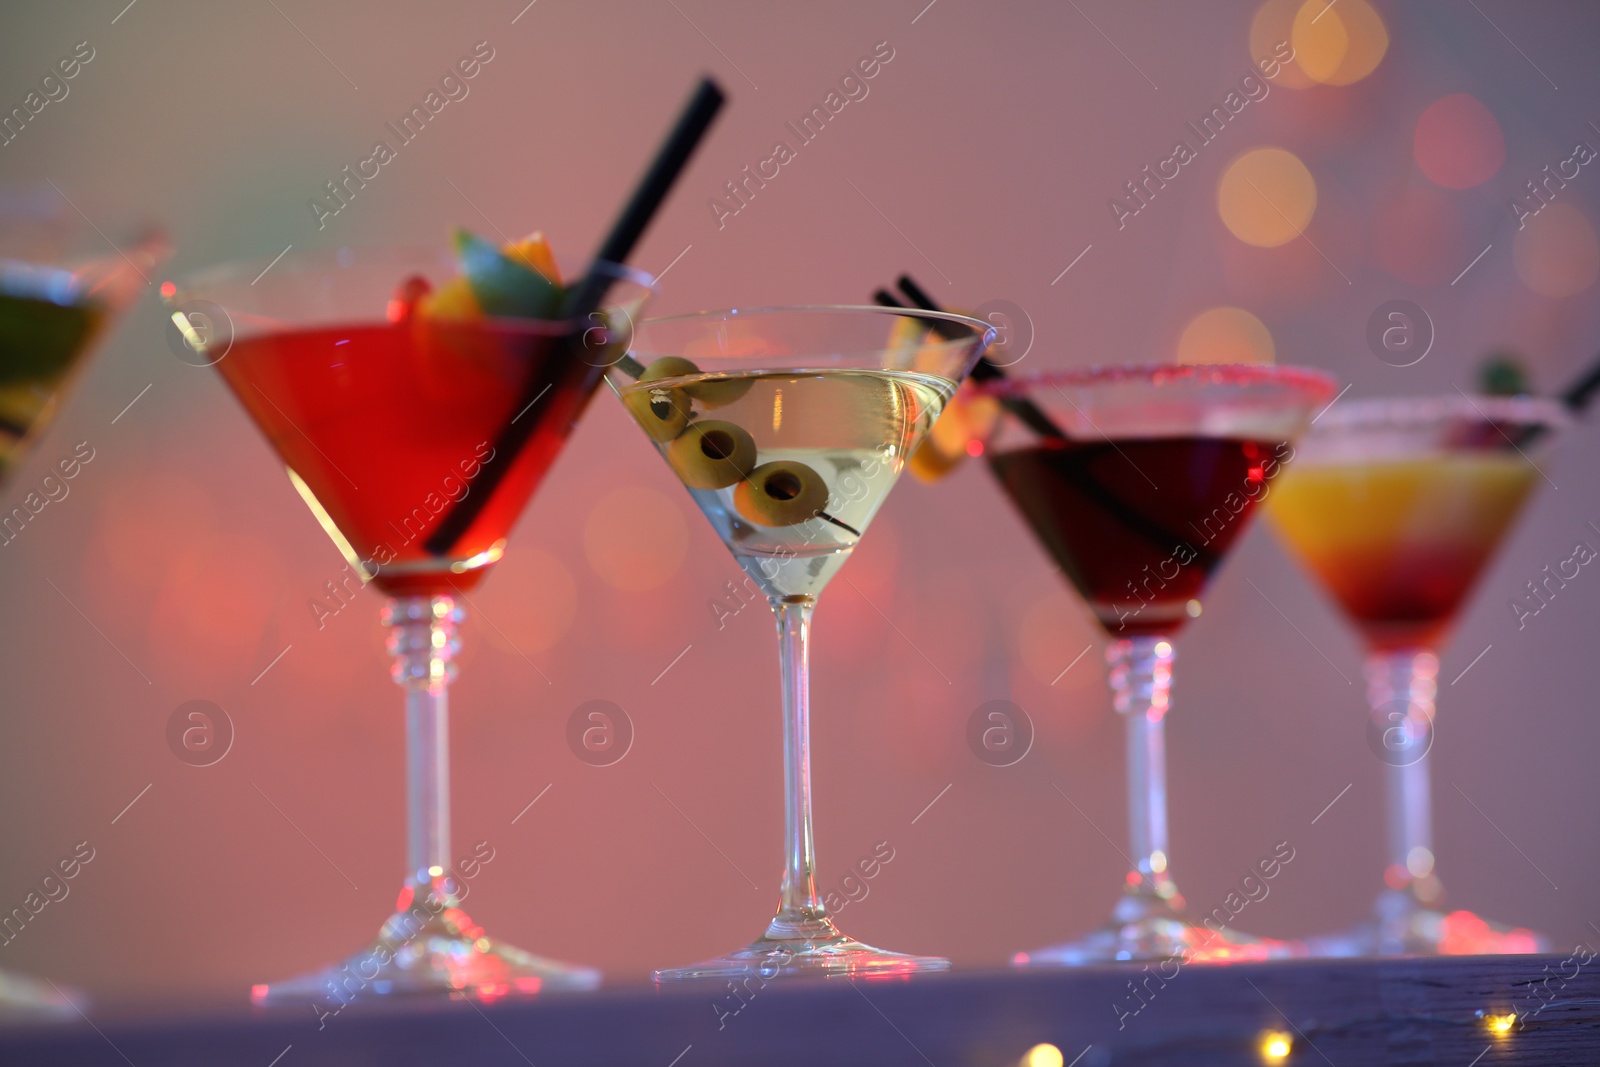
419,276 -> 479,320
387,275 -> 433,323
686,375 -> 755,408
624,382 -> 691,442
640,356 -> 699,381
1479,350 -> 1530,396
668,419 -> 758,489
501,232 -> 562,287
629,354 -> 753,407
734,460 -> 829,527
419,228 -> 563,321
885,314 -> 927,355
908,381 -> 1001,482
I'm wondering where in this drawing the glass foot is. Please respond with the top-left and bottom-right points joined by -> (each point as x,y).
0,969 -> 80,1020
253,890 -> 599,1004
1014,894 -> 1300,965
655,915 -> 948,982
1303,890 -> 1548,957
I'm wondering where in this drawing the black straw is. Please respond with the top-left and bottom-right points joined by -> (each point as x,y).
425,78 -> 726,557
1512,349 -> 1600,450
891,274 -> 1067,441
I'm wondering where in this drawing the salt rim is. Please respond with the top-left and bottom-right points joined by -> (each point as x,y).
975,362 -> 1337,400
1308,392 -> 1570,433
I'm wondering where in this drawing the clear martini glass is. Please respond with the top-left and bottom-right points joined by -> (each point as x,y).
168,247 -> 652,1002
977,364 -> 1335,964
612,306 -> 992,981
0,188 -> 167,1018
1267,393 -> 1563,956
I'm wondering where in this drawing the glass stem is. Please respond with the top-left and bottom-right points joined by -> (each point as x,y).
766,594 -> 831,939
1365,648 -> 1439,899
1106,636 -> 1179,904
384,595 -> 462,894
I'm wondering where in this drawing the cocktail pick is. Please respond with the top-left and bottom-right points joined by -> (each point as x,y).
889,274 -> 1067,441
426,77 -> 726,556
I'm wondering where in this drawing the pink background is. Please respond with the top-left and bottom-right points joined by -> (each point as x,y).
0,0 -> 1597,995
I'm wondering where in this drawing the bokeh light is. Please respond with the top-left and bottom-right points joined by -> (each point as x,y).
1250,0 -> 1317,89
1483,1012 -> 1517,1035
474,544 -> 577,655
1291,0 -> 1349,83
1021,1043 -> 1064,1067
94,473 -> 219,592
149,533 -> 285,681
1293,0 -> 1387,85
1177,307 -> 1276,364
1513,202 -> 1600,298
1258,1029 -> 1293,1061
1414,94 -> 1505,189
1218,147 -> 1317,248
583,485 -> 689,592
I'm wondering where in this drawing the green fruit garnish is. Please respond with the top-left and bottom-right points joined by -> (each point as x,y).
452,228 -> 563,320
1479,351 -> 1530,397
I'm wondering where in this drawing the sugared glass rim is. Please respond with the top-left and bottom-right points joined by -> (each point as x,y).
165,245 -> 656,331
1308,392 -> 1570,432
974,362 -> 1338,399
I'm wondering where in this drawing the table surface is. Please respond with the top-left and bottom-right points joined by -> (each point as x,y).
0,955 -> 1594,1066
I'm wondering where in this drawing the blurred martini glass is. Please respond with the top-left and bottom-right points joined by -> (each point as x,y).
1268,394 -> 1562,955
0,187 -> 166,1017
169,246 -> 652,1001
613,307 -> 992,980
979,364 -> 1334,964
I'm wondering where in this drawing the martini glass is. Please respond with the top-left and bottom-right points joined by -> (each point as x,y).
1267,394 -> 1563,956
978,364 -> 1335,964
168,247 -> 652,1001
0,189 -> 165,484
0,189 -> 167,1017
612,307 -> 992,981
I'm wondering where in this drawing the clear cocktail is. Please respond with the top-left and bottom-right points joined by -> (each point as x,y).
614,307 -> 992,980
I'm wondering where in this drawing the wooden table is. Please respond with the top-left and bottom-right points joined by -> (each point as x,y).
1,955 -> 1594,1065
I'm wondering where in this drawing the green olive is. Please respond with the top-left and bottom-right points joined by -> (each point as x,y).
685,375 -> 755,409
668,419 -> 758,489
734,460 -> 830,527
641,356 -> 700,382
622,384 -> 691,442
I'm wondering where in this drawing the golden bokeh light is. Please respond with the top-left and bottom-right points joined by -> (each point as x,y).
1514,202 -> 1600,298
1021,1043 -> 1064,1067
1218,147 -> 1317,248
1251,0 -> 1316,89
1178,307 -> 1276,365
1293,0 -> 1387,85
584,485 -> 689,592
1259,1029 -> 1293,1061
1290,0 -> 1349,83
1483,1012 -> 1517,1035
1414,94 -> 1505,189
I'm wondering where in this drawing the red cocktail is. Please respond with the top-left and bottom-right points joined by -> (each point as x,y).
989,436 -> 1287,636
172,245 -> 652,1003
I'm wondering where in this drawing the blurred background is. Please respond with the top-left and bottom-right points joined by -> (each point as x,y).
0,0 -> 1597,997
